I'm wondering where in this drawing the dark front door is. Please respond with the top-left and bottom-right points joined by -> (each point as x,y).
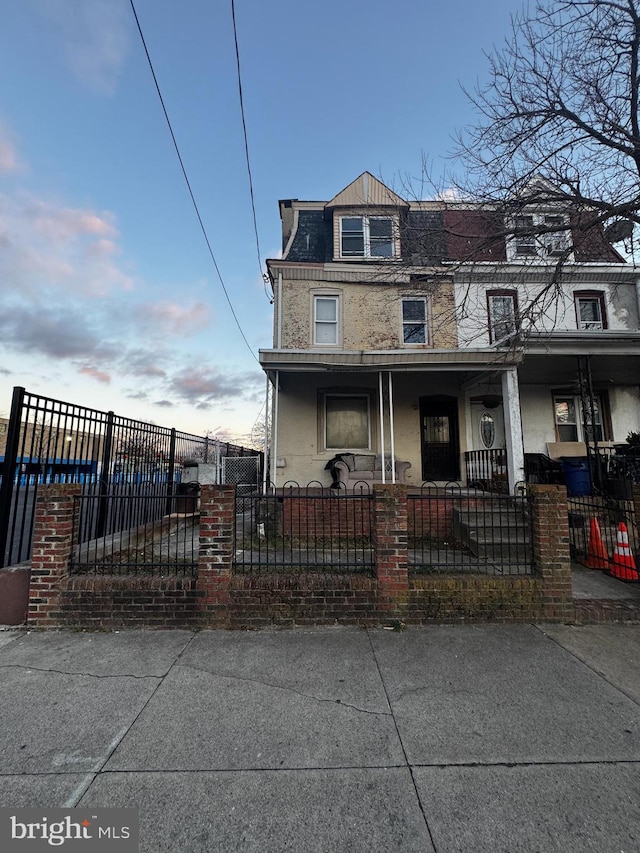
420,395 -> 460,481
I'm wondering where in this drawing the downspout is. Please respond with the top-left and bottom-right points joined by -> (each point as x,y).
388,371 -> 396,484
277,272 -> 283,349
262,374 -> 270,494
272,370 -> 280,490
378,372 -> 386,484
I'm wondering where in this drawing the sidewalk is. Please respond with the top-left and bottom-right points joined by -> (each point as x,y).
1,623 -> 639,852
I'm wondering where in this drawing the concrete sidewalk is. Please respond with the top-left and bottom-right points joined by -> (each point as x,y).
1,624 -> 639,852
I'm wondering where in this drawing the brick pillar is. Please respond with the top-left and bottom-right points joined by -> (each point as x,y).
197,484 -> 235,627
529,484 -> 573,621
28,484 -> 81,626
632,484 -> 640,544
373,484 -> 409,614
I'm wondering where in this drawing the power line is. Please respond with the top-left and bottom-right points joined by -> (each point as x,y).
230,0 -> 272,301
128,0 -> 259,363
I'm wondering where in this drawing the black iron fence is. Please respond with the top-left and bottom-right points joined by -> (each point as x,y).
408,483 -> 534,575
70,493 -> 199,576
0,386 -> 262,567
234,482 -> 374,574
568,493 -> 639,580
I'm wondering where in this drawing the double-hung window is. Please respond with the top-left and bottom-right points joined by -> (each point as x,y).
575,291 -> 606,330
554,394 -> 605,442
511,213 -> 571,259
402,297 -> 428,344
314,295 -> 339,345
340,216 -> 394,258
487,291 -> 518,343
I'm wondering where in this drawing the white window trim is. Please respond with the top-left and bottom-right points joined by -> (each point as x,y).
487,291 -> 518,344
339,215 -> 398,260
323,393 -> 372,451
574,292 -> 606,330
553,393 -> 604,442
507,213 -> 573,262
313,294 -> 340,346
401,296 -> 429,345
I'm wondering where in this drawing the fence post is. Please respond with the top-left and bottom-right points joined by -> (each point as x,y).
96,410 -> 114,538
373,484 -> 409,614
529,484 -> 574,621
165,428 -> 177,515
28,483 -> 81,626
197,484 -> 235,627
0,386 -> 25,568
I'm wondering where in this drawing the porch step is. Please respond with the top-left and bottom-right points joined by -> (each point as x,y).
452,505 -> 531,560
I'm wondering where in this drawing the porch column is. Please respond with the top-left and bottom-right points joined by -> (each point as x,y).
501,368 -> 525,491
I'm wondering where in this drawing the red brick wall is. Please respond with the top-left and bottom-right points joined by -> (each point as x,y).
27,483 -> 583,628
281,493 -> 372,539
56,575 -> 202,628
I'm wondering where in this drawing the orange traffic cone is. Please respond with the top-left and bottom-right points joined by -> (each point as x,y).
584,517 -> 609,570
610,522 -> 639,581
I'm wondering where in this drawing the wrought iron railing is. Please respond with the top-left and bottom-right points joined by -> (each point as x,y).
0,386 -> 262,567
70,493 -> 199,576
408,482 -> 534,575
234,482 -> 374,574
464,449 -> 508,490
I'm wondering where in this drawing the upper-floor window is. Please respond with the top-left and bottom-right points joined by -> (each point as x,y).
511,213 -> 572,260
575,291 -> 607,330
487,290 -> 518,343
340,216 -> 395,258
314,295 -> 339,345
402,297 -> 428,344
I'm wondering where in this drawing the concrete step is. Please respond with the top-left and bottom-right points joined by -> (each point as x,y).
451,506 -> 531,560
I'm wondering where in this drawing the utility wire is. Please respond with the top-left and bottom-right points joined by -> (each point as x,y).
128,0 -> 259,363
230,0 -> 272,301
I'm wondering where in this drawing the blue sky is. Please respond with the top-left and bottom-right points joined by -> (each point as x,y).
0,0 -> 523,442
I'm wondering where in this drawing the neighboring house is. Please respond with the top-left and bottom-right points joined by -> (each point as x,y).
260,172 -> 640,490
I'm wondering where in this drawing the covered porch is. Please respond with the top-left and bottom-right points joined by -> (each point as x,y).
259,348 -> 526,492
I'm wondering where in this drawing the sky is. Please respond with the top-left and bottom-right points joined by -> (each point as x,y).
0,0 -> 525,444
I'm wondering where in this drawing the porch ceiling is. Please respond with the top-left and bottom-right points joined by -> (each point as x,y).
519,353 -> 640,386
521,332 -> 640,386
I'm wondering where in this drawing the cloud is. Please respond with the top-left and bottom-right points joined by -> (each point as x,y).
0,125 -> 20,173
0,305 -> 120,361
35,0 -> 130,95
0,192 -> 134,297
168,367 -> 264,406
153,400 -> 174,408
135,301 -> 211,336
123,350 -> 167,379
78,365 -> 111,384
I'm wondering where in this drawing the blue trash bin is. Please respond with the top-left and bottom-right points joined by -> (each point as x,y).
561,457 -> 591,496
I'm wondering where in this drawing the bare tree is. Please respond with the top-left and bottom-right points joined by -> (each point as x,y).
455,0 -> 640,248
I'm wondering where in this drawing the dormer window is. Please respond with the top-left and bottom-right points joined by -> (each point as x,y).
340,216 -> 395,258
510,213 -> 572,260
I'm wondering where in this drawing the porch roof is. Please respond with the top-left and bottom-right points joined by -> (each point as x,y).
259,347 -> 522,374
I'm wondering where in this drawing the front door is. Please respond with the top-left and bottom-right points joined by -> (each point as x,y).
420,395 -> 460,481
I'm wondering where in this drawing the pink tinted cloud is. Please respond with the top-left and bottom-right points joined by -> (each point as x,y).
78,365 -> 111,384
0,192 -> 134,296
0,135 -> 19,173
139,301 -> 211,335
